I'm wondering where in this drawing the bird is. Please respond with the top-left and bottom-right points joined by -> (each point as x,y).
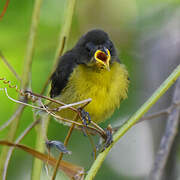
49,29 -> 129,128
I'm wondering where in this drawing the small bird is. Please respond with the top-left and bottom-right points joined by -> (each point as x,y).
49,29 -> 129,127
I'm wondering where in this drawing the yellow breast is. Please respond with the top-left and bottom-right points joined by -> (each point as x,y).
53,61 -> 129,124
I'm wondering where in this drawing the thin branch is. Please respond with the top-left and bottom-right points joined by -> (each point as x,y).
0,141 -> 85,179
4,88 -> 44,111
112,100 -> 180,133
0,101 -> 26,178
57,98 -> 92,110
2,86 -> 104,139
138,109 -> 170,122
51,116 -> 78,180
2,119 -> 40,180
0,52 -> 21,81
33,7 -> 70,176
26,91 -> 106,137
18,1 -> 43,180
39,100 -> 83,180
51,98 -> 95,180
0,105 -> 24,131
39,98 -> 100,137
86,131 -> 97,160
40,36 -> 66,95
39,98 -> 96,132
0,0 -> 10,20
138,101 -> 180,123
21,0 -> 43,90
149,78 -> 180,180
85,65 -> 180,180
40,0 -> 76,94
31,116 -> 47,180
0,0 -> 43,178
26,90 -> 78,112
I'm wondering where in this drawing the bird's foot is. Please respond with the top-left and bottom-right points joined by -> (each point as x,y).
96,124 -> 113,152
103,124 -> 113,150
78,108 -> 91,126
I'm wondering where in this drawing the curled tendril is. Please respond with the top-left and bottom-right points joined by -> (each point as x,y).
0,77 -> 38,102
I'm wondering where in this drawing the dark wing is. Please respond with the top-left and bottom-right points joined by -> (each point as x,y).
50,50 -> 78,98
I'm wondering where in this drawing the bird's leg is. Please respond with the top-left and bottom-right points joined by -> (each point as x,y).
96,124 -> 113,152
103,124 -> 113,150
77,107 -> 91,126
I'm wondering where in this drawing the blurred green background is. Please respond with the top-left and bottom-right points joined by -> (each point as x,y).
0,0 -> 180,179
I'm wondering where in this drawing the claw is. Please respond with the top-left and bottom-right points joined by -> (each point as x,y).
103,125 -> 113,150
96,124 -> 113,152
78,108 -> 91,126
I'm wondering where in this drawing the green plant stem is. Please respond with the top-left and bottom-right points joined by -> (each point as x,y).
40,0 -> 77,95
52,123 -> 75,180
53,0 -> 76,70
51,0 -> 77,176
85,65 -> 180,180
25,0 -> 46,179
0,0 -> 43,179
0,52 -> 21,81
21,0 -> 43,90
31,116 -> 49,180
149,78 -> 180,180
32,0 -> 76,179
0,104 -> 25,179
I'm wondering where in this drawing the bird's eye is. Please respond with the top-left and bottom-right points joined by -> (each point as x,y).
85,42 -> 95,52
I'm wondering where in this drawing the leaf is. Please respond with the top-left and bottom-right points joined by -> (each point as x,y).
46,140 -> 72,155
0,140 -> 84,180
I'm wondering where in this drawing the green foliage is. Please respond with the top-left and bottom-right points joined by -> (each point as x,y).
0,0 -> 179,179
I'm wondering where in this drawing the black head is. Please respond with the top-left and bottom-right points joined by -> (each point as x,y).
50,29 -> 119,98
74,29 -> 118,70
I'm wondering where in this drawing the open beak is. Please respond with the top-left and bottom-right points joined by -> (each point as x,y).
94,48 -> 111,71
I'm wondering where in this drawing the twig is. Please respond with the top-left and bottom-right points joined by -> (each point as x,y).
40,36 -> 66,95
40,0 -> 76,95
138,101 -> 180,123
40,100 -> 78,180
3,86 -> 104,139
20,1 -> 43,179
138,108 -> 171,122
0,102 -> 26,178
85,65 -> 180,180
21,0 -> 43,90
0,0 -> 10,20
56,98 -> 92,110
0,0 -> 43,178
149,78 -> 180,180
31,115 -> 48,180
2,119 -> 40,180
51,116 -> 78,180
26,90 -> 78,112
112,100 -> 180,132
0,105 -> 24,131
37,98 -> 102,138
26,90 -> 105,137
0,140 -> 85,179
0,52 -> 21,81
32,2 -> 70,175
51,99 -> 95,180
3,88 -> 44,110
86,131 -> 97,160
